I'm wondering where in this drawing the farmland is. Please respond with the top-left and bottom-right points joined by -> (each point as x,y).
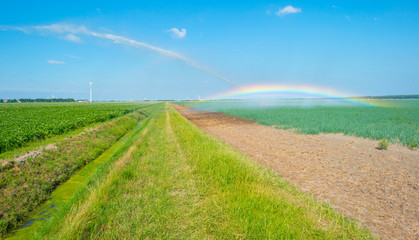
0,102 -> 153,237
2,1 -> 418,239
16,103 -> 372,239
187,100 -> 419,147
0,102 -> 149,153
173,103 -> 418,239
1,101 -> 417,239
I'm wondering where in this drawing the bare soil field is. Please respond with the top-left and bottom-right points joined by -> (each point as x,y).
172,104 -> 419,240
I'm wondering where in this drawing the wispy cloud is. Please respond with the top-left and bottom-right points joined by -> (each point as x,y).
167,27 -> 187,39
1,23 -> 232,85
0,25 -> 29,33
62,33 -> 82,43
276,5 -> 302,16
48,60 -> 66,64
33,24 -> 89,34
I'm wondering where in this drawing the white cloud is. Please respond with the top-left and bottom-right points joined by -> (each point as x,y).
0,25 -> 29,33
2,23 -> 233,85
276,5 -> 302,16
33,24 -> 89,34
89,31 -> 189,60
66,55 -> 82,59
62,34 -> 82,43
48,60 -> 66,64
17,24 -> 188,60
167,28 -> 187,39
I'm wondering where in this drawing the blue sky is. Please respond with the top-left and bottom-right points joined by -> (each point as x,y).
0,0 -> 418,100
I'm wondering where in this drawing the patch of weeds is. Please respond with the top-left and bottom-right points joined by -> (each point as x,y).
408,141 -> 418,150
378,139 -> 390,150
121,169 -> 135,180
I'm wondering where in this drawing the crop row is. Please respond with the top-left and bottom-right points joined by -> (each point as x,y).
190,100 -> 419,147
0,102 -> 149,153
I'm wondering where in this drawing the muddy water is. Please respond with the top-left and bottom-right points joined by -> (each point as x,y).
6,119 -> 148,239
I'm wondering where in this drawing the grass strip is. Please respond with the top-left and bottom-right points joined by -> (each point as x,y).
35,103 -> 373,239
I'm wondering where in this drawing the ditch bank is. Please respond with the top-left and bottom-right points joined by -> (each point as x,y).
0,111 -> 147,238
5,116 -> 150,239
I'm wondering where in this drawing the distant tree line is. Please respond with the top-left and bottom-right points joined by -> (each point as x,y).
352,95 -> 419,100
1,98 -> 76,103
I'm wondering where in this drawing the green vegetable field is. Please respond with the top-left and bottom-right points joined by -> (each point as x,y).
0,102 -> 153,236
189,100 -> 419,147
0,102 -> 148,153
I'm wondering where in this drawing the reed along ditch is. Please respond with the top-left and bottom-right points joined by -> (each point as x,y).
1,109 -> 152,239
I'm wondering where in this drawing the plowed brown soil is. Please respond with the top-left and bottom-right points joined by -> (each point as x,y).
172,104 -> 419,240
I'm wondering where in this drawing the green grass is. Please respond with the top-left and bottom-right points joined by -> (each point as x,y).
186,100 -> 419,147
6,110 -> 152,240
34,103 -> 373,239
0,108 -> 150,237
0,102 -> 151,153
0,116 -> 136,161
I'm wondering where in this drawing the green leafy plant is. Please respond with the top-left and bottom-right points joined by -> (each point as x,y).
378,139 -> 390,150
408,141 -> 418,149
0,102 -> 148,154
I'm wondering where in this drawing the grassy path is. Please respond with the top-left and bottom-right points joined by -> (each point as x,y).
35,103 -> 373,239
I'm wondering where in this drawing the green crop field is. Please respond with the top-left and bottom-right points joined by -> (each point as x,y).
0,102 -> 149,153
0,103 -> 153,236
187,100 -> 419,147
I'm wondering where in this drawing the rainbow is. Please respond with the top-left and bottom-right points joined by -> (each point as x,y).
206,84 -> 388,107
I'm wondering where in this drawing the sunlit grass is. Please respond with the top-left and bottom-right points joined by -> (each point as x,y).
35,103 -> 373,239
